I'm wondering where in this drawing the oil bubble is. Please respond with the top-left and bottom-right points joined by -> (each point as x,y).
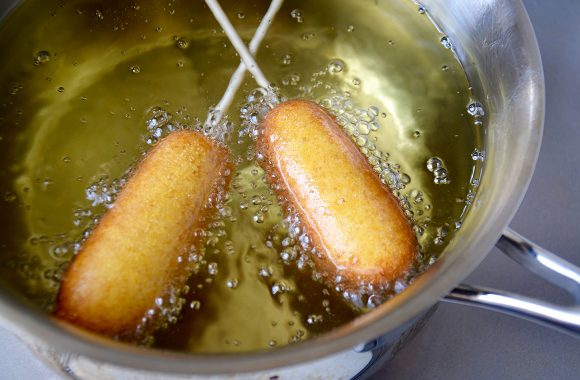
327,59 -> 345,74
426,157 -> 443,172
130,65 -> 141,74
34,51 -> 51,65
226,278 -> 239,289
253,212 -> 265,224
467,102 -> 485,117
271,281 -> 291,295
357,122 -> 370,135
207,262 -> 218,275
259,267 -> 273,278
280,53 -> 293,66
50,244 -> 69,259
175,37 -> 190,49
306,314 -> 323,324
3,192 -> 16,202
368,106 -> 379,117
440,36 -> 452,49
471,149 -> 485,161
426,157 -> 450,184
290,9 -> 304,23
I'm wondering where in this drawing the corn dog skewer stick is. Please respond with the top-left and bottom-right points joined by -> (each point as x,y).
205,0 -> 284,128
204,0 -> 270,89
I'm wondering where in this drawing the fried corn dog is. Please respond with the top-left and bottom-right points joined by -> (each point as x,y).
55,130 -> 231,337
258,100 -> 416,287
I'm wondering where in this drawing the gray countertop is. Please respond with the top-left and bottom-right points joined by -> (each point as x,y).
1,0 -> 579,379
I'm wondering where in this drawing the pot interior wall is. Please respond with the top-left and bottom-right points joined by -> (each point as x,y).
0,0 -> 544,374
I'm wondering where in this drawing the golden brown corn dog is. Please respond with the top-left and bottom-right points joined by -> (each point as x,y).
258,100 -> 416,288
55,130 -> 232,337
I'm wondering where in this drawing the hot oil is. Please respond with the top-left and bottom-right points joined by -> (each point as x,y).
0,0 -> 484,352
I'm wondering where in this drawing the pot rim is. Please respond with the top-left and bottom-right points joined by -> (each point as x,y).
0,0 -> 545,374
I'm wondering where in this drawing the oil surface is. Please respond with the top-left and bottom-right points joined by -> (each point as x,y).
0,0 -> 484,352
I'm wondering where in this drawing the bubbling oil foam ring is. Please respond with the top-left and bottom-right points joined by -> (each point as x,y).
55,3 -> 285,339
205,0 -> 417,298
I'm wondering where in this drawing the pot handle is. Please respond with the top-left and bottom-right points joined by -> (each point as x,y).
444,228 -> 580,338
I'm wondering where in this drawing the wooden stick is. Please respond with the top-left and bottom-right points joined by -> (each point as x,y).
204,0 -> 271,89
205,0 -> 284,127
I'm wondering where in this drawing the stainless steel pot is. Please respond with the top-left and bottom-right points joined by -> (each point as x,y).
0,0 -> 578,379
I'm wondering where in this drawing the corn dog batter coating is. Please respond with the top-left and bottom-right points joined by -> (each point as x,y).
55,130 -> 232,337
258,100 -> 416,288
